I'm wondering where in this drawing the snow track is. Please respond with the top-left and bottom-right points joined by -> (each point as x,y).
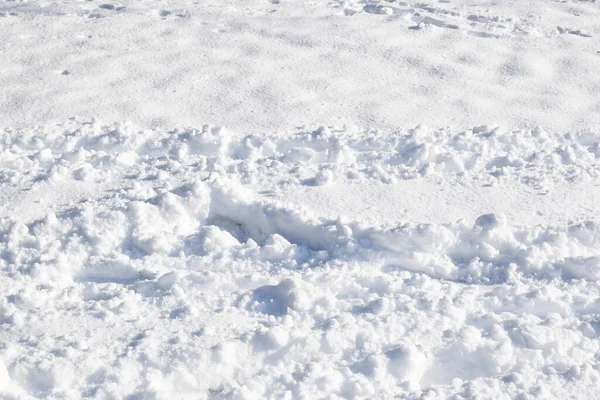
1,121 -> 600,398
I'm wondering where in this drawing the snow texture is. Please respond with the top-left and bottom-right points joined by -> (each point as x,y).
1,0 -> 600,399
0,120 -> 600,399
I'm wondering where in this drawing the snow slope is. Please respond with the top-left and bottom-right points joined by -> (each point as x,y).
1,0 -> 600,399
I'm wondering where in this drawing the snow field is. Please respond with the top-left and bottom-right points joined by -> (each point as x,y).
1,0 -> 599,133
1,121 -> 600,398
2,0 -> 600,397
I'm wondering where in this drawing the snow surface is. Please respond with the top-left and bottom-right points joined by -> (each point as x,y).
2,0 -> 600,133
1,1 -> 600,399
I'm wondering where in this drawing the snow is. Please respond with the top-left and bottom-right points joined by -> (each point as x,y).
1,0 -> 600,399
2,0 -> 600,133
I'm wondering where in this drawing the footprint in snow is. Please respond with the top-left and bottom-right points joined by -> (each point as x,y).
98,4 -> 126,12
154,10 -> 191,19
557,26 -> 592,38
335,1 -> 590,40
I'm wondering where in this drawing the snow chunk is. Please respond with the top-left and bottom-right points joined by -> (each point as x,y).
262,234 -> 293,260
252,326 -> 290,351
157,271 -> 178,290
474,213 -> 507,230
386,341 -> 428,391
314,169 -> 334,186
245,279 -> 297,316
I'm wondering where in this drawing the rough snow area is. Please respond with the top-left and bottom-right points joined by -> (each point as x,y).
1,1 -> 600,399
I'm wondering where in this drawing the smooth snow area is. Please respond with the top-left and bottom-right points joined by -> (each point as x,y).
1,1 -> 600,399
291,180 -> 600,226
1,0 -> 600,133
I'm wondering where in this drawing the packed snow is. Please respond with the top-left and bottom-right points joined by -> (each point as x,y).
1,0 -> 600,399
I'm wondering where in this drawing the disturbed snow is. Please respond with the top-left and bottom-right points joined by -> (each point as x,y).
1,0 -> 600,399
1,121 -> 600,399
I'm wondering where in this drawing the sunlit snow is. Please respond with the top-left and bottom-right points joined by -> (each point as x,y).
1,1 -> 599,399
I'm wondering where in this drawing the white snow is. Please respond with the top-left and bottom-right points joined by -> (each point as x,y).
1,0 -> 600,399
1,0 -> 599,133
